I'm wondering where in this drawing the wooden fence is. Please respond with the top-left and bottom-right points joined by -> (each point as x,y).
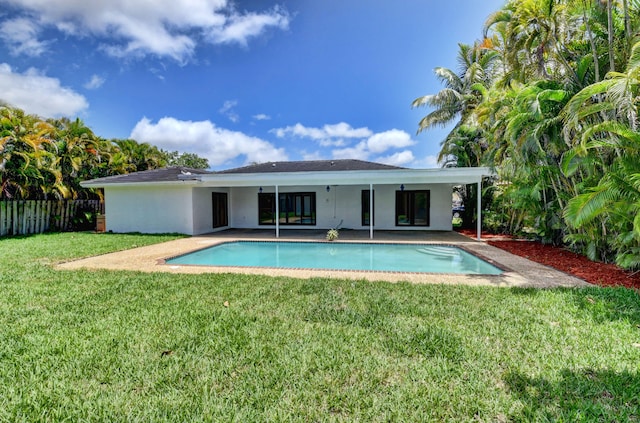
0,200 -> 104,237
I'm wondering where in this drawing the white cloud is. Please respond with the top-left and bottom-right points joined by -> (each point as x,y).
365,129 -> 415,153
424,155 -> 439,167
318,138 -> 347,147
130,116 -> 288,167
332,142 -> 369,161
253,113 -> 271,121
301,150 -> 324,161
207,6 -> 290,46
275,122 -> 417,165
0,0 -> 290,61
0,17 -> 50,56
0,63 -> 88,117
219,99 -> 239,123
274,122 -> 372,140
375,150 -> 415,167
84,74 -> 105,90
323,122 -> 373,139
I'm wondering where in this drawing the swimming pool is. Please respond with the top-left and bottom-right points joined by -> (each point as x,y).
166,241 -> 503,275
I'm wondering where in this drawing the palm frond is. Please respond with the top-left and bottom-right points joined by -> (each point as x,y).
417,109 -> 460,133
564,184 -> 620,227
562,79 -> 616,125
626,40 -> 640,73
483,9 -> 513,38
581,121 -> 640,147
411,95 -> 434,109
433,67 -> 462,90
536,89 -> 567,103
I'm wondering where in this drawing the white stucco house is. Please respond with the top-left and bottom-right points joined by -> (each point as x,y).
82,159 -> 493,239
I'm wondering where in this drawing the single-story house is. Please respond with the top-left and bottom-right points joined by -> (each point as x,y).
81,159 -> 493,239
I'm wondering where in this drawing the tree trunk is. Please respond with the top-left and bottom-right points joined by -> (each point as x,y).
623,0 -> 631,54
607,0 -> 615,72
583,0 -> 600,82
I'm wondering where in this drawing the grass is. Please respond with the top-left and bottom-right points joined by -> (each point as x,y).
1,232 -> 639,421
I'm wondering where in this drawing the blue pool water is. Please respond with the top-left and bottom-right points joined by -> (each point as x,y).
166,241 -> 503,275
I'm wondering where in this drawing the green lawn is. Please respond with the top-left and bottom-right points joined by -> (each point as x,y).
1,233 -> 639,422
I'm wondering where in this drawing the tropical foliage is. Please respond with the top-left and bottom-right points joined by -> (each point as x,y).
0,105 -> 208,200
417,0 -> 640,269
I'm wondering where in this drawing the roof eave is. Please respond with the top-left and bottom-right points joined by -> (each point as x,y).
80,180 -> 202,188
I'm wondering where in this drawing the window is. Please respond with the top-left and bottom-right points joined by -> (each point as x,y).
396,190 -> 430,226
212,192 -> 228,228
361,190 -> 374,226
259,192 -> 316,225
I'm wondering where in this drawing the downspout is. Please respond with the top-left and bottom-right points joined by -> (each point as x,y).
369,183 -> 374,239
275,185 -> 280,238
477,180 -> 482,241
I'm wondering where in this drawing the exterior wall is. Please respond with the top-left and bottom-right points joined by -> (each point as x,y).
104,186 -> 194,234
192,187 -> 230,235
229,186 -> 259,228
229,184 -> 453,231
104,183 -> 454,235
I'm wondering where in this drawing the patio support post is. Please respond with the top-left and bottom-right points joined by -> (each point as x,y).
477,180 -> 482,240
369,183 -> 374,239
275,185 -> 280,238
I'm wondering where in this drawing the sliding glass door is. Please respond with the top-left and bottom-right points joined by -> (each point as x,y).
259,192 -> 316,225
396,190 -> 429,226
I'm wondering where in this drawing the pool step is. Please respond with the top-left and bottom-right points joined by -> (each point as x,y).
416,246 -> 461,258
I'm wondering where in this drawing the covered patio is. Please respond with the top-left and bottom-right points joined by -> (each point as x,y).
187,164 -> 492,240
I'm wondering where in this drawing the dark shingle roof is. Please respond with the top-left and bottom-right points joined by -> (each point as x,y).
82,166 -> 212,186
218,159 -> 404,174
82,160 -> 405,186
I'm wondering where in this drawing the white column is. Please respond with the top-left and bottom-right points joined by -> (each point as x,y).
275,185 -> 280,238
369,183 -> 374,239
477,180 -> 482,240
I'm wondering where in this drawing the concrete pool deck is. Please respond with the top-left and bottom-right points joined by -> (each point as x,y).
56,229 -> 592,288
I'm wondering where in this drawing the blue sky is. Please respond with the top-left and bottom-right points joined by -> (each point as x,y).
0,0 -> 505,170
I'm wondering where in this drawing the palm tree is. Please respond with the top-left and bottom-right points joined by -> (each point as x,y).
413,42 -> 497,169
49,117 -> 102,199
563,122 -> 640,266
559,40 -> 640,266
484,0 -> 580,84
113,139 -> 167,172
0,106 -> 66,199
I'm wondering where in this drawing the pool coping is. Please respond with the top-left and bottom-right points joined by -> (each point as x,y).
55,231 -> 592,288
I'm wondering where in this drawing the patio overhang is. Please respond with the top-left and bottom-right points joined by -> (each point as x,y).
179,166 -> 493,187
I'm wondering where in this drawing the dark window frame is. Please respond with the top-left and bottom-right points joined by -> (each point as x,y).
395,190 -> 430,227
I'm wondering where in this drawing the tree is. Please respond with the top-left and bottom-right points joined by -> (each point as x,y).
413,42 -> 498,170
0,106 -> 65,199
50,117 -> 103,199
162,150 -> 209,169
416,0 -> 640,268
112,139 -> 167,172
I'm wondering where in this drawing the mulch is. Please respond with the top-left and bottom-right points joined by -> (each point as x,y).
457,229 -> 640,289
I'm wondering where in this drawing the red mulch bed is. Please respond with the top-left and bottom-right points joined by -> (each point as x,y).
457,229 -> 640,289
